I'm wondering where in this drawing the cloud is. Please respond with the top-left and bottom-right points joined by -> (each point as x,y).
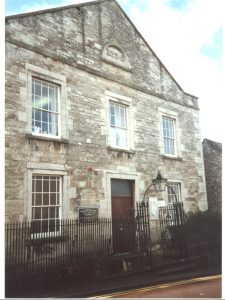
118,0 -> 223,142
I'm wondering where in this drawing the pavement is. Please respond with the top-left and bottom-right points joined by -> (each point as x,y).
44,255 -> 221,298
6,253 -> 221,298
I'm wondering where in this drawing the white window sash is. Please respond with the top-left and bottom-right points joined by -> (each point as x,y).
31,175 -> 62,237
32,78 -> 61,138
162,116 -> 177,156
109,101 -> 128,149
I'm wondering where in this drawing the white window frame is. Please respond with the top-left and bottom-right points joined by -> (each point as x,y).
27,163 -> 68,238
166,181 -> 182,204
26,64 -> 67,140
159,109 -> 179,157
31,174 -> 62,238
105,90 -> 134,151
32,78 -> 61,138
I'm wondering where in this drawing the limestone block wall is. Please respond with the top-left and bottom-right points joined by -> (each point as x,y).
5,0 -> 207,222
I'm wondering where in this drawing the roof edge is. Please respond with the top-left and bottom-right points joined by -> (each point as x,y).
113,0 -> 198,100
203,138 -> 222,152
5,0 -> 110,20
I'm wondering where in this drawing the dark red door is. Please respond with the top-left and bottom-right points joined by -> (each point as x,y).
111,179 -> 135,254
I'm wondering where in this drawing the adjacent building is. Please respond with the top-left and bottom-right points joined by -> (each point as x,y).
5,0 -> 207,232
203,139 -> 222,214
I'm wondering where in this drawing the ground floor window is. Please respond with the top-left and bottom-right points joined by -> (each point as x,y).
167,182 -> 181,204
31,175 -> 61,234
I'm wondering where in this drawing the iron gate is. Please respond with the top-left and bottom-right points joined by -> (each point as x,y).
159,202 -> 187,258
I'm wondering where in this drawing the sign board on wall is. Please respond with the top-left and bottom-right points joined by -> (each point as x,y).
78,206 -> 99,221
149,197 -> 159,220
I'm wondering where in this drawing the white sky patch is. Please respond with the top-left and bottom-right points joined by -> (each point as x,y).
121,0 -> 224,143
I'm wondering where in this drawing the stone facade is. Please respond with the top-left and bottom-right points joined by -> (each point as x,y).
5,0 -> 208,223
202,139 -> 222,214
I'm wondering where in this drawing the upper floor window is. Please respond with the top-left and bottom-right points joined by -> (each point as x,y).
32,78 -> 60,137
167,182 -> 181,204
109,101 -> 128,149
162,116 -> 176,156
31,175 -> 61,235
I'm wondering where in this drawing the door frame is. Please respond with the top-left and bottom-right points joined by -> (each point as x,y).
105,171 -> 140,218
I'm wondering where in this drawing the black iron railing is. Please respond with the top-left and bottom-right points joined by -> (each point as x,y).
159,202 -> 187,258
5,204 -> 152,278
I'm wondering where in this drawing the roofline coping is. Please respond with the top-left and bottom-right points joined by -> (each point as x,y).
202,138 -> 222,145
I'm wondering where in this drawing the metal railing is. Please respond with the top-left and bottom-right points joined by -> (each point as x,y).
5,208 -> 152,278
159,202 -> 187,258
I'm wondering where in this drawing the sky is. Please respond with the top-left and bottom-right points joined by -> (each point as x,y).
5,0 -> 224,143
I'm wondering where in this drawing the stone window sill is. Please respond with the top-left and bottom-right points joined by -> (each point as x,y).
25,133 -> 69,144
162,155 -> 183,161
107,146 -> 136,155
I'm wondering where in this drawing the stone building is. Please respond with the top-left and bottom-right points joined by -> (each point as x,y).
202,139 -> 222,214
5,0 -> 207,229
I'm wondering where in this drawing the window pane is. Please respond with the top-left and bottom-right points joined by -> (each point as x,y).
35,180 -> 42,193
31,220 -> 41,234
42,111 -> 48,123
42,122 -> 48,134
43,178 -> 49,192
32,193 -> 35,206
42,207 -> 48,219
50,194 -> 56,205
49,113 -> 57,124
49,98 -> 56,112
56,177 -> 60,192
120,108 -> 126,128
34,207 -> 41,219
49,219 -> 56,232
110,103 -> 115,115
42,84 -> 48,97
56,193 -> 60,205
111,179 -> 133,196
34,110 -> 41,122
119,129 -> 127,148
34,121 -> 41,133
50,180 -> 56,192
43,193 -> 49,206
50,207 -> 55,218
49,124 -> 57,136
34,82 -> 41,96
42,97 -> 49,110
110,115 -> 115,126
42,220 -> 48,233
35,193 -> 42,206
34,96 -> 42,109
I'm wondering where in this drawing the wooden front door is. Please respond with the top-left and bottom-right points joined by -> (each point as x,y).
111,179 -> 135,254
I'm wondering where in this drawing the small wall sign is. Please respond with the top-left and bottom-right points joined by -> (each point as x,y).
78,206 -> 99,221
149,197 -> 159,220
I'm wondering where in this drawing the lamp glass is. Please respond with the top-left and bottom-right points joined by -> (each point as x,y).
152,171 -> 167,192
